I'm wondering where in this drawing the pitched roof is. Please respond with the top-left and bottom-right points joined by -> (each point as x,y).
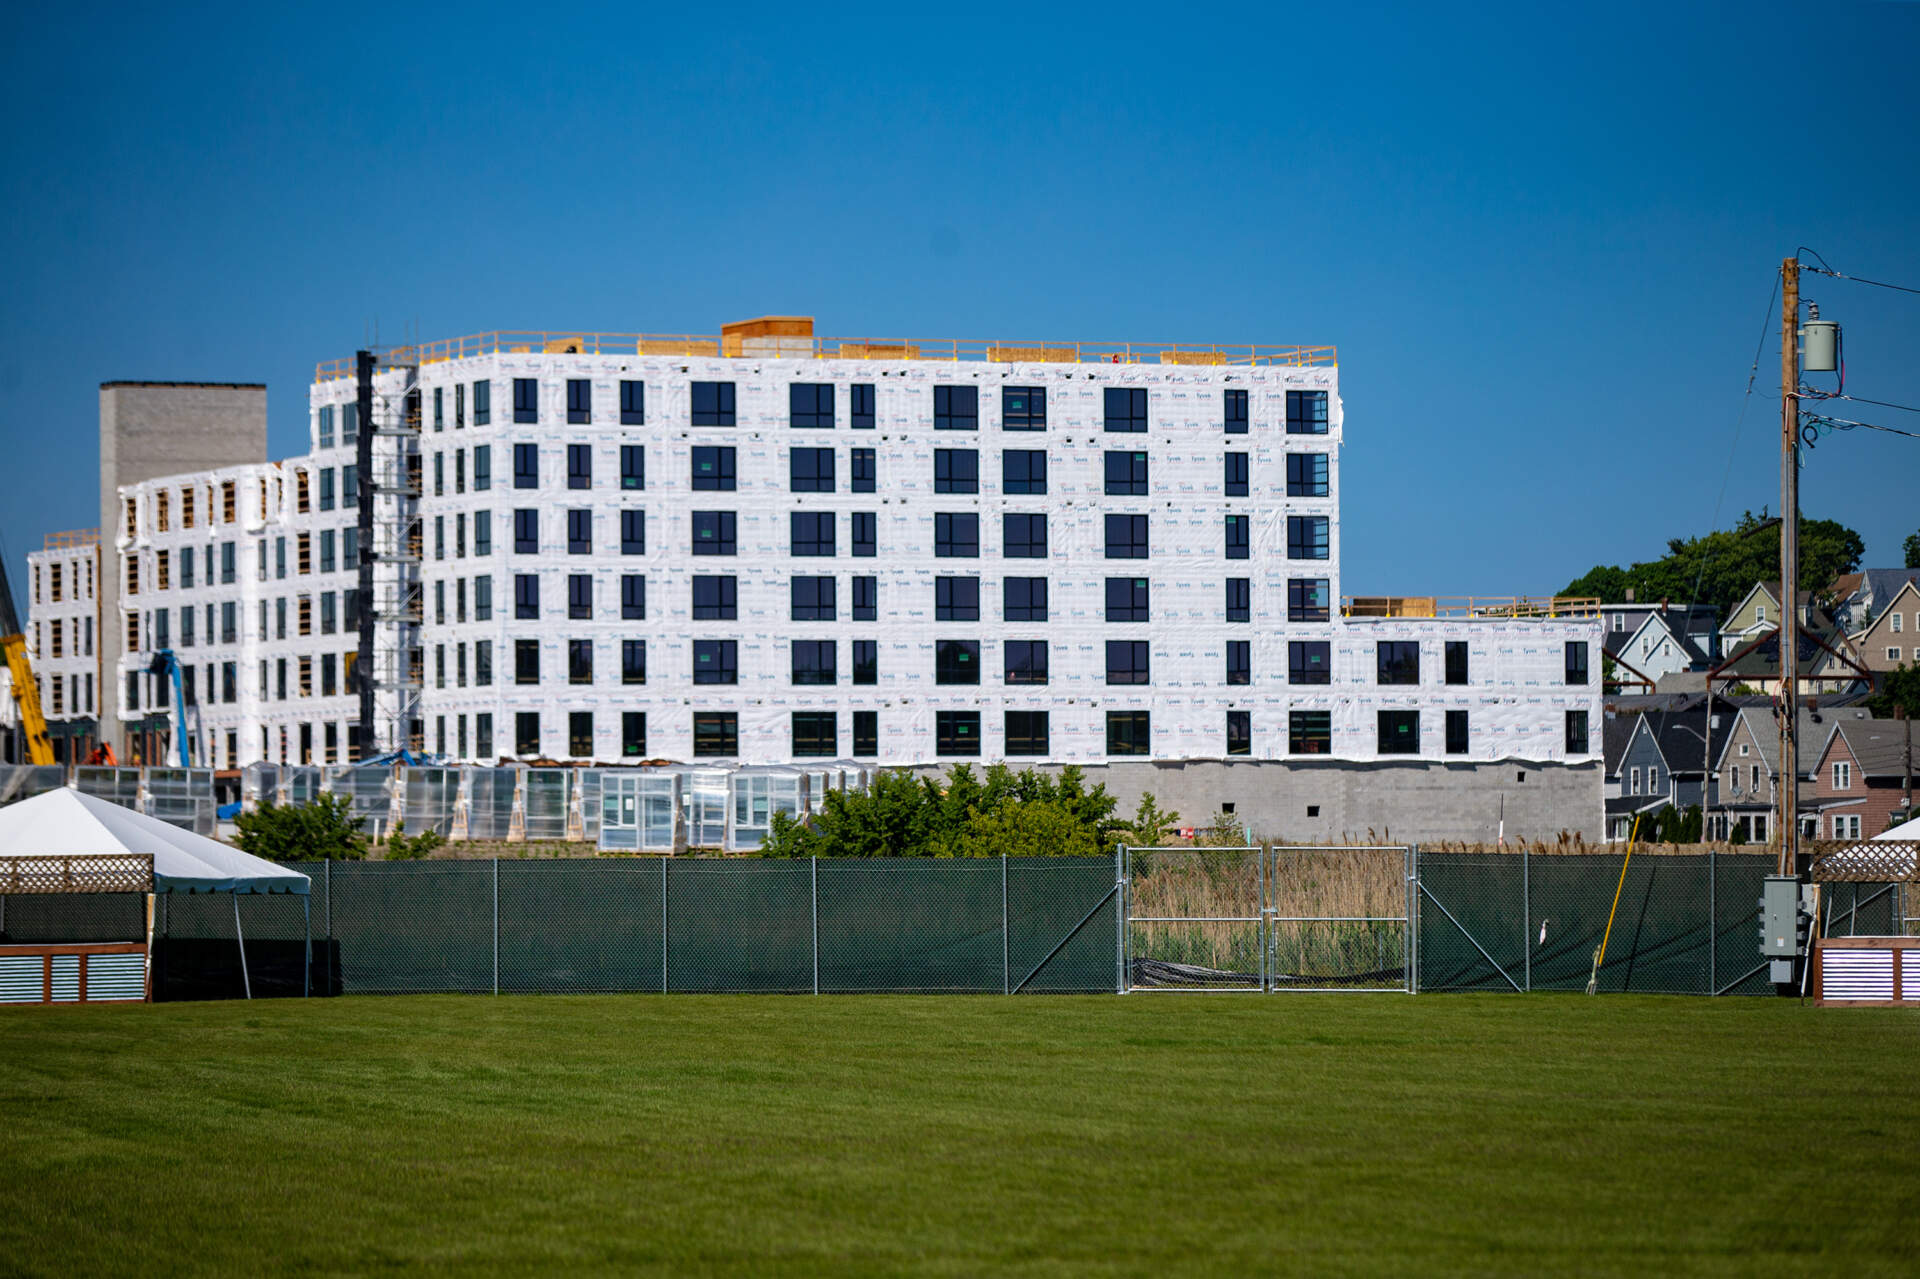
1602,713 -> 1638,773
1833,717 -> 1920,777
1716,705 -> 1876,774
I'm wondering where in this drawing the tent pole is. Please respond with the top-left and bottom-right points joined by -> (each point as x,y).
303,895 -> 311,998
144,892 -> 156,1003
233,893 -> 252,1000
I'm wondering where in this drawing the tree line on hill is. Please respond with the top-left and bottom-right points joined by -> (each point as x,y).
1561,511 -> 1866,621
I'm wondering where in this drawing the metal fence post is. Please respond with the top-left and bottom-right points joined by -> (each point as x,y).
324,859 -> 331,996
1523,841 -> 1530,993
1708,843 -> 1717,995
1407,844 -> 1419,994
811,856 -> 819,997
1001,853 -> 1009,996
1259,841 -> 1269,993
1115,844 -> 1128,994
492,857 -> 499,997
661,856 -> 669,995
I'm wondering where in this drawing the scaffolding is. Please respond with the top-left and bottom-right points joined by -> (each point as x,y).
359,351 -> 423,759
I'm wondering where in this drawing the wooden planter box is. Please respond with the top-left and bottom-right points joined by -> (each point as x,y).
0,942 -> 150,1005
1814,936 -> 1920,1007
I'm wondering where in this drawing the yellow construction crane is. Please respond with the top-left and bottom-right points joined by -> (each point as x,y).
0,552 -> 55,765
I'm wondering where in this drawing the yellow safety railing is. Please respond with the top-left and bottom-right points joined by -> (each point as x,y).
1342,596 -> 1602,620
42,528 -> 100,549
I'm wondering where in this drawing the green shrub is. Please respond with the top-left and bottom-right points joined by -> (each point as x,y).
762,764 -> 1122,858
232,793 -> 369,862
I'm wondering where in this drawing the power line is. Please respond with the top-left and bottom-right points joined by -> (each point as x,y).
1826,393 -> 1920,416
1799,262 -> 1920,298
1801,412 -> 1920,442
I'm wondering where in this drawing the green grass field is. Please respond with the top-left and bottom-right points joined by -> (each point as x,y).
3,995 -> 1916,1277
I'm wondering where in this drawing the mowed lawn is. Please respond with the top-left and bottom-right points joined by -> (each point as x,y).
2,995 -> 1916,1277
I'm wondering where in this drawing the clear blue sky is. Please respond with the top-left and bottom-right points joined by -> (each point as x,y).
3,1 -> 1916,599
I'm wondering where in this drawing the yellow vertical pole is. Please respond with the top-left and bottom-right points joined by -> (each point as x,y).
1588,816 -> 1641,995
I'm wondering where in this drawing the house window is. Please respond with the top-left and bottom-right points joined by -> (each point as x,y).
620,574 -> 646,620
934,449 -> 978,494
620,445 -> 644,491
1445,641 -> 1469,685
1104,387 -> 1147,433
693,640 -> 738,685
693,712 -> 738,757
1286,390 -> 1328,434
791,575 -> 836,621
1226,640 -> 1251,686
569,640 -> 593,685
790,383 -> 835,429
692,446 -> 735,490
514,509 -> 539,554
850,383 -> 875,429
1288,579 -> 1330,623
1003,387 -> 1046,430
1106,640 -> 1150,685
1226,711 -> 1252,757
936,640 -> 979,685
1224,388 -> 1248,434
934,385 -> 978,430
1891,613 -> 1903,633
566,379 -> 590,424
1446,710 -> 1469,755
513,443 -> 538,488
567,444 -> 591,490
1287,515 -> 1328,559
1107,711 -> 1150,756
936,576 -> 980,622
1378,641 -> 1420,685
1565,710 -> 1590,755
620,380 -> 645,425
1106,577 -> 1149,622
852,639 -> 877,684
1833,814 -> 1861,840
568,509 -> 593,554
1378,710 -> 1419,755
622,712 -> 647,758
1005,711 -> 1049,756
693,576 -> 736,620
851,512 -> 876,557
791,512 -> 835,557
1289,641 -> 1330,685
514,574 -> 539,619
1832,761 -> 1851,790
852,575 -> 876,621
1225,515 -> 1250,560
1226,578 -> 1250,623
1105,451 -> 1147,496
512,378 -> 539,424
568,574 -> 593,620
791,448 -> 835,492
1566,641 -> 1590,685
1005,641 -> 1048,685
1002,449 -> 1046,495
853,710 -> 878,756
1629,767 -> 1641,796
936,710 -> 980,756
691,382 -> 736,426
622,640 -> 647,685
1106,514 -> 1148,559
850,448 -> 876,492
793,712 -> 837,757
791,640 -> 836,685
1891,648 -> 1904,663
1287,453 -> 1329,497
1291,711 -> 1332,755
692,511 -> 735,555
1004,513 -> 1047,559
1005,576 -> 1048,622
514,639 -> 539,684
935,513 -> 979,558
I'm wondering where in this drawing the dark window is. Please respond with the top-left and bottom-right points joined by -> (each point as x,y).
1446,710 -> 1470,755
1226,710 -> 1252,756
851,511 -> 876,557
474,574 -> 492,618
934,449 -> 978,494
620,445 -> 644,491
1286,390 -> 1328,435
693,712 -> 738,757
1224,453 -> 1249,497
934,513 -> 978,558
790,383 -> 834,429
1005,576 -> 1048,622
1289,641 -> 1331,685
1566,709 -> 1590,754
850,448 -> 876,492
936,711 -> 980,756
1288,578 -> 1330,623
791,448 -> 835,493
473,445 -> 491,490
1106,640 -> 1150,685
569,639 -> 593,685
513,377 -> 538,424
1005,641 -> 1048,685
1287,515 -> 1328,560
1445,641 -> 1469,685
692,575 -> 736,620
791,511 -> 835,557
514,574 -> 539,620
1002,386 -> 1046,430
936,639 -> 979,685
1291,711 -> 1331,755
1565,642 -> 1590,685
693,639 -> 738,685
475,641 -> 493,686
473,379 -> 491,425
691,446 -> 735,490
850,383 -> 875,429
1107,711 -> 1150,755
622,640 -> 646,685
691,382 -> 735,426
934,384 -> 978,430
1105,450 -> 1148,496
621,574 -> 646,620
852,575 -> 876,621
793,712 -> 837,757
619,510 -> 645,555
568,508 -> 592,555
514,508 -> 539,554
514,639 -> 539,684
791,640 -> 836,685
1378,641 -> 1420,685
1224,388 -> 1248,434
568,573 -> 592,619
1005,711 -> 1049,755
692,511 -> 736,555
515,712 -> 540,756
852,710 -> 878,755
513,443 -> 538,489
566,379 -> 590,425
1226,640 -> 1251,686
620,380 -> 645,425
1106,514 -> 1148,559
1378,710 -> 1419,755
936,576 -> 980,622
791,575 -> 836,621
1226,578 -> 1251,623
1002,449 -> 1047,494
1225,515 -> 1250,560
567,444 -> 592,490
1003,513 -> 1047,559
1104,386 -> 1148,433
1287,453 -> 1328,496
852,639 -> 877,684
622,711 -> 647,757
1106,577 -> 1149,622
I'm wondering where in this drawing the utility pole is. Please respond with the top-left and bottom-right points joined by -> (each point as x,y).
1777,257 -> 1800,877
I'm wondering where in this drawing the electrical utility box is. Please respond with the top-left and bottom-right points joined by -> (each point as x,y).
1759,875 -> 1811,985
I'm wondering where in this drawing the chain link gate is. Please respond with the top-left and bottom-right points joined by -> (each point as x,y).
1121,845 -> 1415,993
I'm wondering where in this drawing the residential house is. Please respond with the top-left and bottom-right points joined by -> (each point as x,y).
1709,704 -> 1874,841
1807,716 -> 1919,839
1605,607 -> 1716,690
1827,568 -> 1920,634
1849,578 -> 1920,676
1711,608 -> 1866,697
1720,582 -> 1820,657
1604,708 -> 1714,841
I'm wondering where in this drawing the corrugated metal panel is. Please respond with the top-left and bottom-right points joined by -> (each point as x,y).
49,954 -> 79,1002
1822,950 -> 1895,1001
0,955 -> 43,1003
83,953 -> 146,1002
